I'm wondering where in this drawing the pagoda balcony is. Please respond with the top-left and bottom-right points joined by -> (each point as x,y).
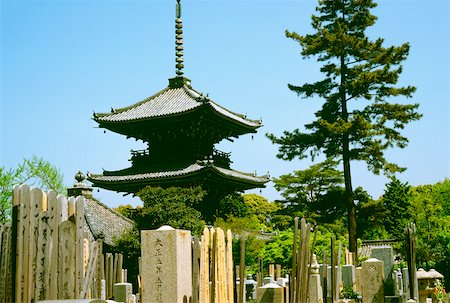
210,149 -> 232,168
130,149 -> 150,158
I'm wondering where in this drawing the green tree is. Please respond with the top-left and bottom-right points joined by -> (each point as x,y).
135,186 -> 206,236
216,193 -> 250,219
267,0 -> 421,252
356,197 -> 388,240
273,159 -> 344,224
382,177 -> 412,240
410,183 -> 450,272
243,194 -> 280,230
0,156 -> 66,223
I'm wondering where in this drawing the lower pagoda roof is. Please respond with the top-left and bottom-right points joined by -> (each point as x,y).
87,161 -> 269,194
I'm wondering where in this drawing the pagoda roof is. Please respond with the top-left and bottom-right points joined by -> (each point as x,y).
87,161 -> 269,194
93,77 -> 261,140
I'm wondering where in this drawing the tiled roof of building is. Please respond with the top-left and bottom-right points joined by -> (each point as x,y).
93,77 -> 261,128
84,198 -> 134,246
87,162 -> 269,185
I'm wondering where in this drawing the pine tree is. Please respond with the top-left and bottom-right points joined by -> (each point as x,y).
382,177 -> 411,239
267,0 -> 422,253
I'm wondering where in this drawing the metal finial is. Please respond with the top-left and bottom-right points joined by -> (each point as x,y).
75,171 -> 85,183
175,0 -> 184,76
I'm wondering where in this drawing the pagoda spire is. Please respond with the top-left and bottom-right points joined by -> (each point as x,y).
175,0 -> 184,76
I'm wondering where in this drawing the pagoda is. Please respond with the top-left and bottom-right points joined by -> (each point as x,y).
87,0 -> 268,214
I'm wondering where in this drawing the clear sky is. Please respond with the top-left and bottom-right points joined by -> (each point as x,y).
1,0 -> 449,208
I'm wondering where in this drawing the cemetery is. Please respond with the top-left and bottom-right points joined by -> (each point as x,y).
0,183 -> 448,303
0,0 -> 449,303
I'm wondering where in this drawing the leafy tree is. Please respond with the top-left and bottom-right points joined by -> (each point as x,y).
135,186 -> 206,236
0,156 -> 65,223
356,197 -> 388,240
267,0 -> 421,252
274,160 -> 347,225
216,193 -> 250,219
243,194 -> 280,231
410,183 -> 450,275
382,177 -> 412,240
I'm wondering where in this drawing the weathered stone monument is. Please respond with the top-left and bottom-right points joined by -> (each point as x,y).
362,258 -> 384,303
141,226 -> 192,303
309,254 -> 323,303
342,264 -> 355,289
370,246 -> 394,296
256,282 -> 285,303
113,282 -> 132,303
355,267 -> 362,293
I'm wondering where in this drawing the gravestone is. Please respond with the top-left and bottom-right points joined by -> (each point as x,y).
309,254 -> 323,303
342,265 -> 355,289
371,246 -> 394,296
362,258 -> 384,303
394,269 -> 403,297
113,282 -> 132,303
256,282 -> 284,303
141,226 -> 192,303
355,267 -> 362,293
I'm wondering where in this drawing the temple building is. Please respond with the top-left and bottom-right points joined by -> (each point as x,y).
87,0 -> 268,213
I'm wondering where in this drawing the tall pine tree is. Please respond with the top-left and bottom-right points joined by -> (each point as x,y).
267,0 -> 422,254
382,177 -> 412,240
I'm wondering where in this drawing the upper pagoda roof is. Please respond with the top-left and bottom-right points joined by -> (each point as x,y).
93,77 -> 261,141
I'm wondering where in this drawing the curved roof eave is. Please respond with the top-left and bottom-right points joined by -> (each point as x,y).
92,79 -> 262,130
87,162 -> 269,185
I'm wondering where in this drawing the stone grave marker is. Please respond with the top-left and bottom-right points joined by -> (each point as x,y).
309,254 -> 323,303
362,258 -> 384,303
113,282 -> 132,303
342,264 -> 355,289
141,225 -> 192,303
256,282 -> 284,303
370,246 -> 394,296
355,267 -> 362,293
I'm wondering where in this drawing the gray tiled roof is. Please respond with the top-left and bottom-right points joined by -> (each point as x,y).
87,162 -> 268,184
94,82 -> 261,128
84,198 -> 134,246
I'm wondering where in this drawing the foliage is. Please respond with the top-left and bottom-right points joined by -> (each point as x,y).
409,181 -> 450,286
112,227 -> 140,290
382,177 -> 412,240
114,204 -> 142,220
341,287 -> 361,302
216,193 -> 250,219
259,229 -> 294,270
243,194 -> 281,231
273,159 -> 345,224
433,279 -> 447,302
0,156 -> 65,223
267,0 -> 422,252
135,186 -> 206,236
356,197 -> 388,240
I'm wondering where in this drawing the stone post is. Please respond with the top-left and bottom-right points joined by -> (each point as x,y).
342,265 -> 355,289
370,246 -> 394,296
309,254 -> 323,303
256,282 -> 284,303
114,282 -> 132,303
362,258 -> 384,303
141,225 -> 192,303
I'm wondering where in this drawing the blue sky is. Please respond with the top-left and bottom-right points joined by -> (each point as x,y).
1,0 -> 449,208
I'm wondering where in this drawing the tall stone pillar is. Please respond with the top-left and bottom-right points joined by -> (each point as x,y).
141,226 -> 192,303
